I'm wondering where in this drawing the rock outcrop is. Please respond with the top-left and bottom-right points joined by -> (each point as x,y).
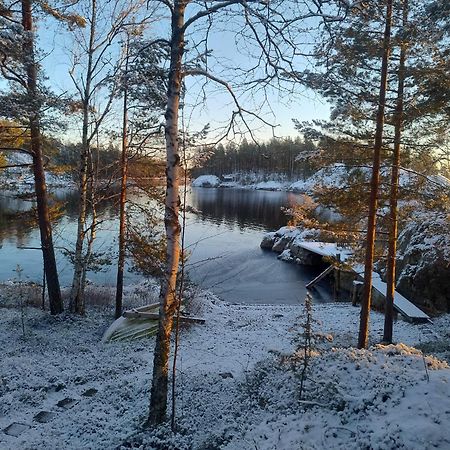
192,175 -> 221,188
260,226 -> 323,265
395,212 -> 450,313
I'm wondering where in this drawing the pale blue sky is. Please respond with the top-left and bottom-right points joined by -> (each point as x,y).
36,4 -> 331,144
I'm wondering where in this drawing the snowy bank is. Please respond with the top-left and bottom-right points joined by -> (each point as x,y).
0,153 -> 74,194
2,282 -> 449,449
192,166 -> 450,195
192,175 -> 221,187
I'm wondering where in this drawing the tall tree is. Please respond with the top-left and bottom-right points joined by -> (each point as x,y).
0,0 -> 79,314
114,31 -> 168,318
383,0 -> 408,344
146,0 -> 349,425
357,0 -> 393,349
294,0 -> 444,346
66,0 -> 144,314
115,33 -> 130,320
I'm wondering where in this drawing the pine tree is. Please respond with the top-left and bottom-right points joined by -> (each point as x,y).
0,1 -> 77,314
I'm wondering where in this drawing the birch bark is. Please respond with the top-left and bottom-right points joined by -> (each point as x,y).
70,0 -> 96,314
148,0 -> 185,425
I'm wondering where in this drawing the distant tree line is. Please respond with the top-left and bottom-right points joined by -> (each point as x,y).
194,137 -> 319,180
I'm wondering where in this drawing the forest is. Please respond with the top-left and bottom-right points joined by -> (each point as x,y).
0,0 -> 449,449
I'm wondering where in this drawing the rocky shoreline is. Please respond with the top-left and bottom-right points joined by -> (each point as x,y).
261,220 -> 450,314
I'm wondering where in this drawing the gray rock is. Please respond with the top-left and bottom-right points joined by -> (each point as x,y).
395,214 -> 450,313
272,235 -> 292,253
260,232 -> 276,249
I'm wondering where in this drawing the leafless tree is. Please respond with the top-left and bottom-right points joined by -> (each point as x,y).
146,0 -> 350,425
66,0 -> 145,314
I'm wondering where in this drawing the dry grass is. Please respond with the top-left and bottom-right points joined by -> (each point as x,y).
0,282 -> 43,309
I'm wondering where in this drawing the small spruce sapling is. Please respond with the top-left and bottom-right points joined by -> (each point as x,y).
297,293 -> 313,400
294,293 -> 333,401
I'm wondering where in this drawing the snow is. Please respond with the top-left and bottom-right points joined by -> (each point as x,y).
253,180 -> 288,191
0,153 -> 74,193
193,166 -> 450,197
353,266 -> 430,321
426,174 -> 450,189
192,175 -> 221,187
288,163 -> 360,194
1,282 -> 449,449
296,241 -> 353,262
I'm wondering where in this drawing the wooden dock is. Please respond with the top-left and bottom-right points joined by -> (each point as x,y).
298,241 -> 430,323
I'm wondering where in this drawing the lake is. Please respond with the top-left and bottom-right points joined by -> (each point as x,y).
0,186 -> 332,304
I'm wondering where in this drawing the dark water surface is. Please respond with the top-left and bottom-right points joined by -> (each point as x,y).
0,187 -> 331,304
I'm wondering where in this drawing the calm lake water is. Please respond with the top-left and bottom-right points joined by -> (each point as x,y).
0,187 -> 331,304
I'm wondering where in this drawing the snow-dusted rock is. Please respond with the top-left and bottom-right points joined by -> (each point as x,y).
192,175 -> 221,188
277,249 -> 293,262
0,153 -> 75,192
254,180 -> 287,191
260,232 -> 276,249
395,211 -> 450,313
271,226 -> 298,253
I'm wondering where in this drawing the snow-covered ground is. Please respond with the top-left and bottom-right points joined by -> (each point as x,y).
192,165 -> 450,194
0,153 -> 74,194
1,282 -> 449,449
191,175 -> 221,188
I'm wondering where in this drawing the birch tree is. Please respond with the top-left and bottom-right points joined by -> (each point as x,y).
145,0 -> 350,425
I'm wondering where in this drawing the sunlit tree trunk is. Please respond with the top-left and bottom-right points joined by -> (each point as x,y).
22,0 -> 63,315
383,0 -> 408,344
115,34 -> 130,319
358,0 -> 393,349
70,0 -> 96,314
148,0 -> 185,425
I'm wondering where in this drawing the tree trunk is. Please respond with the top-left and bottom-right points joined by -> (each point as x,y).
79,146 -> 98,310
148,0 -> 185,426
383,0 -> 408,344
70,0 -> 96,314
22,0 -> 63,315
358,0 -> 393,349
115,35 -> 130,319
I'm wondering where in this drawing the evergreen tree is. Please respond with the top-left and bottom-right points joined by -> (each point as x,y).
0,1 -> 81,315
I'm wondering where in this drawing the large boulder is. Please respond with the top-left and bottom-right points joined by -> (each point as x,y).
270,226 -> 299,253
396,212 -> 450,313
192,175 -> 221,188
260,232 -> 276,249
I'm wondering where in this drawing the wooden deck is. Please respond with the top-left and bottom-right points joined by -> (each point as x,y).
298,241 -> 430,323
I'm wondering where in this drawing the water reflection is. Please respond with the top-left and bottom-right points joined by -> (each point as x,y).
189,187 -> 300,231
0,189 -> 119,246
0,186 -> 331,304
